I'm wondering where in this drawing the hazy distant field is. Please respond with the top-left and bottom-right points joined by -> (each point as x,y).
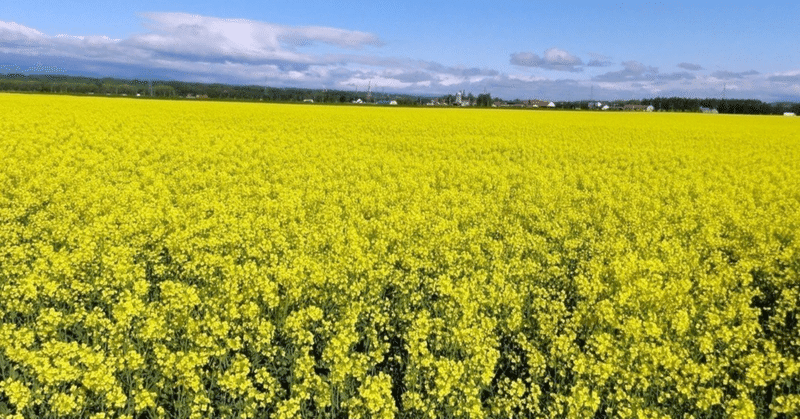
1,94 -> 798,418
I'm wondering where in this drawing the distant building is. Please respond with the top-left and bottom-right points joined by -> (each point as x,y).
389,100 -> 397,105
784,112 -> 796,116
700,107 -> 719,114
601,105 -> 610,110
303,99 -> 314,103
623,104 -> 648,111
527,99 -> 551,107
452,90 -> 473,106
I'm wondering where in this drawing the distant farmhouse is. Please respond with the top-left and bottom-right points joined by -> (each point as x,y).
623,104 -> 655,112
700,107 -> 719,114
527,99 -> 556,108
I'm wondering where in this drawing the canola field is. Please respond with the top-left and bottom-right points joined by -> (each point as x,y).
0,93 -> 798,419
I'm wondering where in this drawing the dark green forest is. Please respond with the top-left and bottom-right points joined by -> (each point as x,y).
0,74 -> 425,105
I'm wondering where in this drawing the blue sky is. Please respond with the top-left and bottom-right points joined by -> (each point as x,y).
2,1 -> 799,101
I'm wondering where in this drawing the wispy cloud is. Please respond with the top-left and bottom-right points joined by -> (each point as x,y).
768,73 -> 800,83
677,62 -> 703,71
587,59 -> 612,67
510,48 -> 584,72
657,71 -> 695,81
710,70 -> 759,79
593,61 -> 659,82
586,52 -> 612,67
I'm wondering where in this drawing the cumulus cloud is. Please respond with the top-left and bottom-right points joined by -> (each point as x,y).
677,62 -> 703,71
0,14 -> 384,70
711,70 -> 759,79
139,12 -> 381,53
510,48 -> 584,72
127,12 -> 384,66
0,16 -> 506,94
593,61 -> 659,82
544,48 -> 583,66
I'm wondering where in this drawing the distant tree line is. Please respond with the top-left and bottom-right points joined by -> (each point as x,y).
2,74 -> 798,114
556,97 -> 800,115
639,97 -> 800,115
0,74 -> 427,105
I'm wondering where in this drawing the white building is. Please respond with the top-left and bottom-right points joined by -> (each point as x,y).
784,112 -> 796,116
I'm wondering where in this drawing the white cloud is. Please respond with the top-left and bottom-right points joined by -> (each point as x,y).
543,48 -> 582,66
1,15 -> 506,93
510,48 -> 584,72
128,12 -> 382,65
0,14 -> 383,72
139,12 -> 381,50
0,21 -> 46,42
